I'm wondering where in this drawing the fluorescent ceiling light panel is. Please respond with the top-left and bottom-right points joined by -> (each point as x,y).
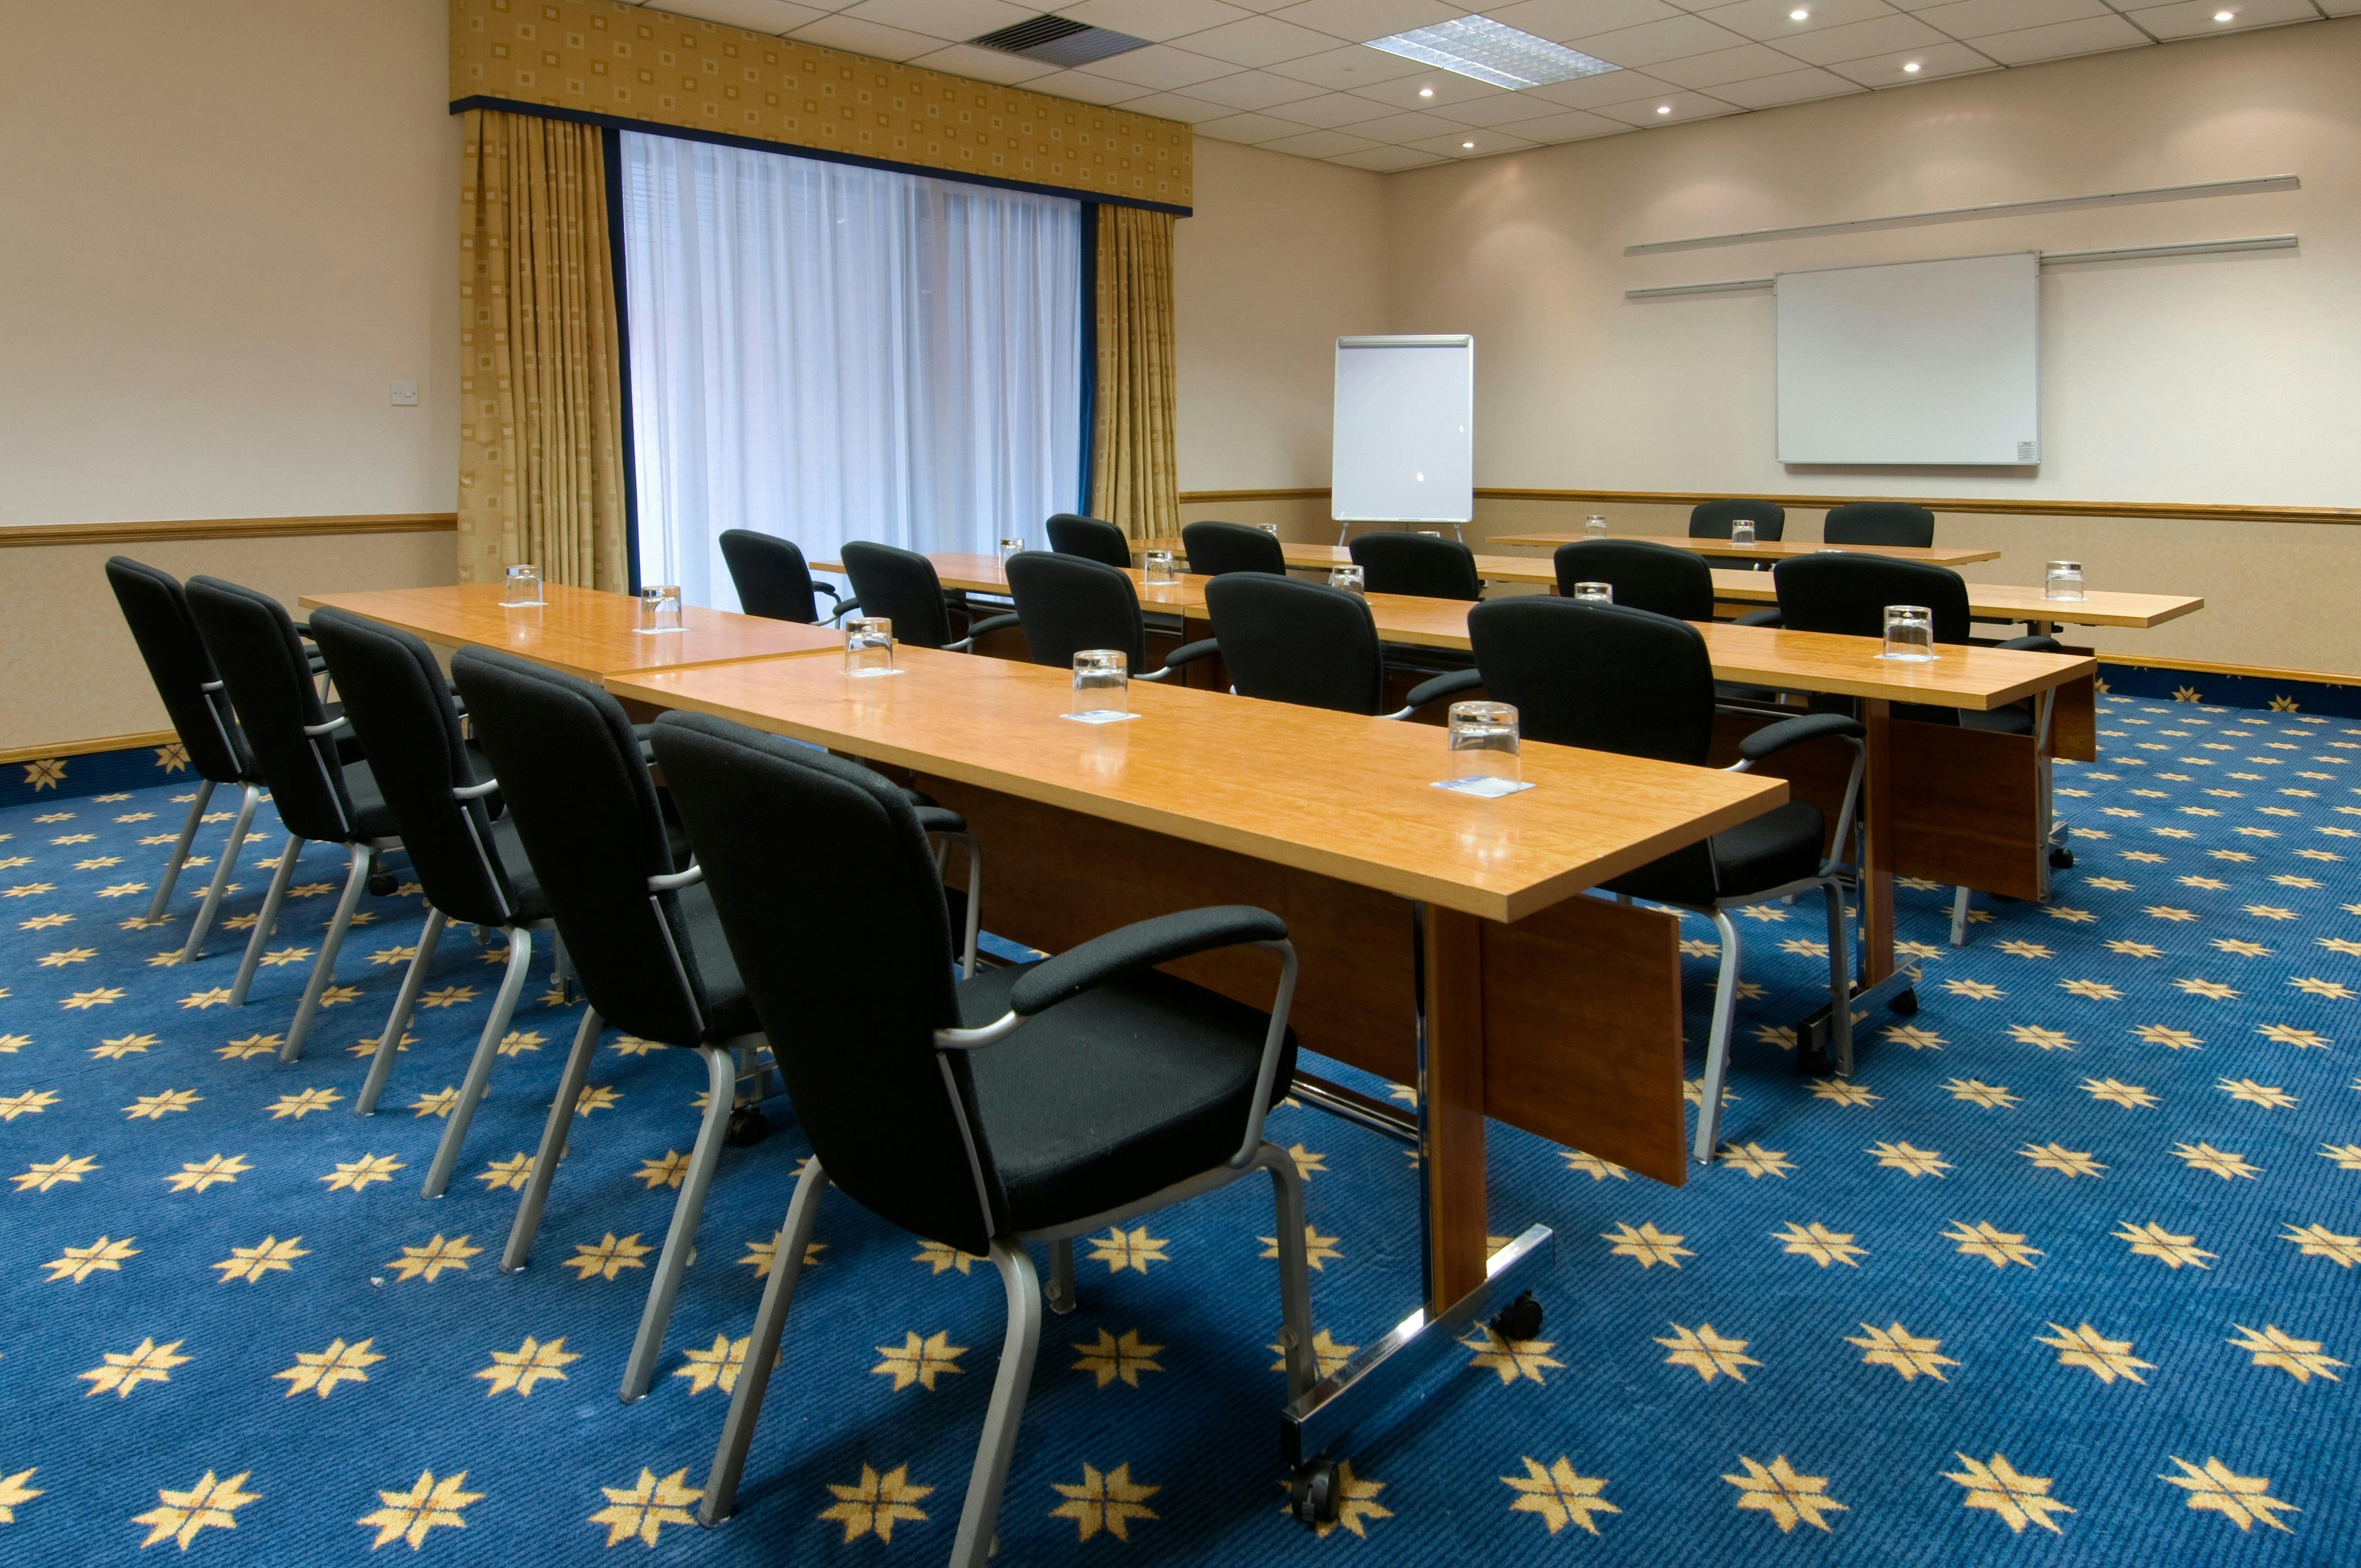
1366,15 -> 1620,89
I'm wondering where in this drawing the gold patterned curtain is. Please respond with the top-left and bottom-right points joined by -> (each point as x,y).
1090,205 -> 1180,543
456,109 -> 627,589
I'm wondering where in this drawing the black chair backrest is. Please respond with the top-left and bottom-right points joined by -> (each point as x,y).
1046,514 -> 1132,570
1468,597 -> 1716,767
1824,502 -> 1935,548
1689,499 -> 1787,542
1181,520 -> 1285,578
308,609 -> 517,928
1205,574 -> 1383,716
1348,533 -> 1482,601
1552,540 -> 1715,622
719,530 -> 825,624
1004,552 -> 1144,672
184,576 -> 360,843
840,542 -> 955,649
651,711 -> 994,1254
450,647 -> 716,1045
104,557 -> 249,785
1772,556 -> 1973,645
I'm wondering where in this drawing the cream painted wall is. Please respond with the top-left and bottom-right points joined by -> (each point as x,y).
0,0 -> 460,527
1174,139 -> 1387,493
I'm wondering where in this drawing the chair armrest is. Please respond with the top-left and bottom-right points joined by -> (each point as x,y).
292,620 -> 314,639
1009,905 -> 1286,1017
1998,634 -> 2064,654
1402,668 -> 1484,713
813,582 -> 842,603
965,612 -> 1022,640
1736,712 -> 1865,765
824,596 -> 861,625
1140,638 -> 1220,681
914,805 -> 967,834
1731,608 -> 1783,628
648,863 -> 703,892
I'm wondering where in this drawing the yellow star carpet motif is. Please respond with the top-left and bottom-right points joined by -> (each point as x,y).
2117,1221 -> 2215,1268
1868,1140 -> 1951,1177
476,1152 -> 536,1191
79,1337 -> 189,1398
1502,1456 -> 1618,1536
320,1153 -> 404,1192
1049,1462 -> 1160,1543
1772,1222 -> 1865,1267
1724,1455 -> 1846,1533
2038,1322 -> 2154,1384
477,1335 -> 579,1397
1657,1323 -> 1758,1383
2282,1222 -> 2361,1266
1271,1327 -> 1357,1379
672,1335 -> 749,1396
14,1153 -> 99,1193
564,1233 -> 651,1281
590,1467 -> 703,1548
1088,1225 -> 1171,1273
133,1469 -> 260,1550
2227,1325 -> 2343,1382
872,1330 -> 966,1392
1947,1221 -> 2042,1268
275,1337 -> 384,1397
1945,1452 -> 2074,1534
0,1466 -> 40,1524
386,1234 -> 480,1282
1299,1462 -> 1391,1540
165,1154 -> 251,1193
45,1234 -> 138,1282
2160,1456 -> 2299,1532
1462,1326 -> 1565,1385
1259,1224 -> 1342,1269
1604,1222 -> 1692,1268
1073,1329 -> 1165,1389
358,1469 -> 483,1550
817,1464 -> 929,1544
1845,1322 -> 1956,1381
213,1235 -> 308,1284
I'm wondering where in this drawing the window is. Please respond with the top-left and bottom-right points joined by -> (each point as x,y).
618,131 -> 1084,609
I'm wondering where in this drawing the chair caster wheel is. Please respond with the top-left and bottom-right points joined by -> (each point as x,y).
726,1107 -> 774,1147
2048,846 -> 2075,869
1489,1289 -> 1543,1342
1289,1460 -> 1341,1526
1890,987 -> 1919,1018
366,870 -> 398,897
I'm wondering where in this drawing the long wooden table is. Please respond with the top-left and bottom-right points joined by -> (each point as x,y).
1486,531 -> 2004,565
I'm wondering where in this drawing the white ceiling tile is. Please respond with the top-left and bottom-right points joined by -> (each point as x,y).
652,0 -> 831,34
1774,11 -> 1947,60
1707,63 -> 1864,102
1263,42 -> 1432,87
1510,106 -> 1637,139
1433,88 -> 1596,123
835,0 -> 1030,42
1113,89 -> 1248,121
1182,69 -> 1331,108
1070,43 -> 1239,88
1338,107 -> 1482,138
2129,0 -> 2315,34
1019,68 -> 1154,103
1649,41 -> 1811,84
1217,0 -> 1311,9
1482,0 -> 1687,39
1261,89 -> 1406,123
785,14 -> 943,57
1346,70 -> 1512,108
1826,37 -> 2001,83
1694,0 -> 1905,40
1402,126 -> 1546,155
1053,0 -> 1260,41
1521,66 -> 1684,104
1911,0 -> 2107,36
1967,11 -> 2147,57
1569,14 -> 1760,65
1191,110 -> 1310,140
1265,0 -> 1479,42
1259,127 -> 1389,156
1591,87 -> 1744,121
1167,14 -> 1344,64
1326,144 -> 1454,168
2318,0 -> 2359,16
904,42 -> 1063,82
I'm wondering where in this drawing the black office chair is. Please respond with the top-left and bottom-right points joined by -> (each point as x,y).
1824,502 -> 1936,548
1552,540 -> 1714,622
1348,532 -> 1482,601
1045,513 -> 1132,570
1771,554 -> 2067,944
308,609 -> 562,1198
718,530 -> 845,624
1204,575 -> 1477,718
649,711 -> 1318,1566
1467,597 -> 1862,1160
1690,499 -> 1787,543
1180,520 -> 1285,578
1002,553 -> 1217,679
839,541 -> 1018,651
105,557 -> 270,956
183,576 -> 402,1061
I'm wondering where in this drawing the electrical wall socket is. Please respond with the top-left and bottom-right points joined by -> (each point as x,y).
389,381 -> 418,406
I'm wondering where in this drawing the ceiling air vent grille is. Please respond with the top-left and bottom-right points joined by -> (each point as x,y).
970,13 -> 1151,68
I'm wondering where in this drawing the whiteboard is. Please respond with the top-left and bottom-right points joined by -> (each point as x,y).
1332,335 -> 1474,522
1776,252 -> 2040,466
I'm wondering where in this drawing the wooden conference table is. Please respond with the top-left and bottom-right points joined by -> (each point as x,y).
1487,530 -> 2004,565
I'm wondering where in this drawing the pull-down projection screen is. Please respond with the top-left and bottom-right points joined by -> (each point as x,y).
1775,251 -> 2041,467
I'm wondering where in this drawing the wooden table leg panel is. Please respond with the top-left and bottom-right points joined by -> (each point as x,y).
1860,700 -> 1896,988
1889,723 -> 2044,901
2050,673 -> 2097,762
1421,905 -> 1489,1309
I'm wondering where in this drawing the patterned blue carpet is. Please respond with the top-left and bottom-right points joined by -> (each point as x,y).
2,692 -> 2356,1564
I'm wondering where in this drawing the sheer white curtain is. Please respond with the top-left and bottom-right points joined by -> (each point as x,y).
619,132 -> 1084,610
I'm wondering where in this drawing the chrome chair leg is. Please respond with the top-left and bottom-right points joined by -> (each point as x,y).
228,834 -> 304,1006
181,783 -> 259,961
1692,908 -> 1744,1165
1821,878 -> 1855,1078
1266,1150 -> 1318,1402
1950,885 -> 1972,948
621,1044 -> 737,1402
279,843 -> 371,1061
503,1006 -> 602,1272
148,780 -> 215,922
1045,1239 -> 1077,1315
948,1245 -> 1044,1568
701,1156 -> 830,1526
421,924 -> 534,1198
358,909 -> 445,1115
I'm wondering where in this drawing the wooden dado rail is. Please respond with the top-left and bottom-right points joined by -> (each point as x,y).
2,513 -> 458,547
1177,488 -> 2361,525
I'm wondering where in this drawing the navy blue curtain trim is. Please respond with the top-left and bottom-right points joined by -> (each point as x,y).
602,126 -> 644,596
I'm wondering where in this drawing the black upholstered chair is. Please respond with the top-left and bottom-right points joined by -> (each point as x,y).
105,557 -> 269,955
1772,554 -> 2068,943
308,608 -> 562,1198
1204,574 -> 1478,718
1002,553 -> 1218,679
1552,540 -> 1715,622
1348,532 -> 1482,601
649,712 -> 1317,1566
718,530 -> 844,624
840,541 -> 1018,651
1467,597 -> 1863,1161
1180,520 -> 1285,578
183,576 -> 402,1061
1045,513 -> 1132,569
1824,501 -> 1936,548
1690,499 -> 1787,543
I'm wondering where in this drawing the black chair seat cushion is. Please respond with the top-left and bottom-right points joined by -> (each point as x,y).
1609,799 -> 1826,905
675,880 -> 761,1041
953,960 -> 1295,1233
1961,705 -> 2036,737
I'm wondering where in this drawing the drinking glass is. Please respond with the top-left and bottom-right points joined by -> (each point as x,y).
999,536 -> 1025,563
1143,549 -> 1178,585
501,564 -> 543,607
845,616 -> 896,676
1436,701 -> 1530,797
637,584 -> 683,633
1881,604 -> 1935,661
1068,649 -> 1131,721
1258,523 -> 1281,538
1329,564 -> 1367,595
2044,559 -> 2086,601
1570,581 -> 1613,604
1584,514 -> 1608,538
1731,519 -> 1757,548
